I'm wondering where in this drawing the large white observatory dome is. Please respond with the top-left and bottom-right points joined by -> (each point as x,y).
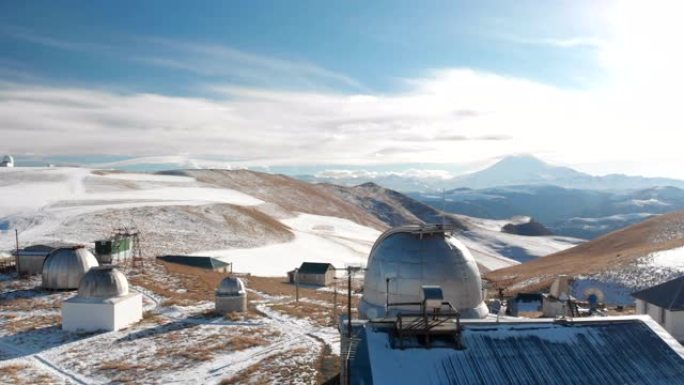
78,266 -> 129,298
359,225 -> 488,320
42,246 -> 99,289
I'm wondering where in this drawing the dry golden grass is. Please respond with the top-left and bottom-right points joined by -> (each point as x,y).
0,296 -> 61,312
487,210 -> 684,293
187,169 -> 387,230
270,302 -> 337,328
247,276 -> 360,306
0,363 -> 56,385
1,315 -> 60,333
218,345 -> 317,385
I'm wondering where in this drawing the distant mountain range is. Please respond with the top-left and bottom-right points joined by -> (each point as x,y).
300,155 -> 684,239
411,185 -> 684,239
300,155 -> 684,192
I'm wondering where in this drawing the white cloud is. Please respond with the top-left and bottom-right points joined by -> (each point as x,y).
3,2 -> 684,178
1,59 -> 683,178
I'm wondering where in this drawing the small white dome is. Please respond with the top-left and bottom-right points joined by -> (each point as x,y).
42,246 -> 99,289
78,265 -> 129,298
216,277 -> 246,296
359,225 -> 488,319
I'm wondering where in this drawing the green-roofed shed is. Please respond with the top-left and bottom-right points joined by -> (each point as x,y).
157,255 -> 232,273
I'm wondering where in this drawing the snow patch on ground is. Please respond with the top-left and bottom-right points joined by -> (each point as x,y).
197,213 -> 380,276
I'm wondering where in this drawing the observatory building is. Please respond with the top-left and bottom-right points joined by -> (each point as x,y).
42,246 -> 99,290
0,155 -> 13,167
359,225 -> 488,320
62,266 -> 142,332
633,276 -> 684,342
340,224 -> 684,384
215,276 -> 247,313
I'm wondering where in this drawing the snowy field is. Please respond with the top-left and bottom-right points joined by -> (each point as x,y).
568,246 -> 684,305
0,167 -> 581,274
0,270 -> 342,384
196,213 -> 380,276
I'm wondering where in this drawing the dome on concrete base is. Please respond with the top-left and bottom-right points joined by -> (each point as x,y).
42,246 -> 99,290
78,265 -> 129,298
359,225 -> 488,320
217,277 -> 246,296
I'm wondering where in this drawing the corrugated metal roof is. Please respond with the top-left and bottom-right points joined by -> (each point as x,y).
353,318 -> 684,385
632,276 -> 684,311
298,262 -> 335,274
157,255 -> 229,270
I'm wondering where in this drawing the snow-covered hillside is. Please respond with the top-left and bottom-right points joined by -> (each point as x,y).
488,210 -> 684,304
0,167 -> 581,274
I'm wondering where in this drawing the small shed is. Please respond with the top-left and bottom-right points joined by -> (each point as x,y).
632,276 -> 684,341
94,236 -> 134,264
295,262 -> 336,286
157,255 -> 232,272
14,243 -> 75,275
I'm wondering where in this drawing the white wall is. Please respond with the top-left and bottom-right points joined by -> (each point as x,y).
635,299 -> 647,314
646,302 -> 664,324
113,294 -> 143,330
664,310 -> 684,342
62,294 -> 142,332
62,301 -> 114,331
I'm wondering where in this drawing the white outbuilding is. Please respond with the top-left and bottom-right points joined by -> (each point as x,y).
42,246 -> 99,290
632,276 -> 684,342
215,276 -> 247,313
0,155 -> 13,167
359,224 -> 489,320
62,265 -> 142,332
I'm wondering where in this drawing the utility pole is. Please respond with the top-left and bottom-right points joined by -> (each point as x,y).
295,268 -> 299,304
333,276 -> 337,325
15,229 -> 19,275
347,266 -> 352,339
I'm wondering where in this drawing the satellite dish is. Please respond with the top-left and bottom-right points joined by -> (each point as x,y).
583,287 -> 605,308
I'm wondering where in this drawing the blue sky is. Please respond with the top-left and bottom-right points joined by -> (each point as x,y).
1,1 -> 683,178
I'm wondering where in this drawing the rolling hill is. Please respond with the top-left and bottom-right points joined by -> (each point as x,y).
0,167 -> 581,274
486,210 -> 684,303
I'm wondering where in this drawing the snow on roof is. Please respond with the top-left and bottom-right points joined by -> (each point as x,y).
351,316 -> 684,385
632,275 -> 684,311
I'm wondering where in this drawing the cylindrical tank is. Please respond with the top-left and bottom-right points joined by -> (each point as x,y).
359,225 -> 489,319
42,246 -> 99,289
78,265 -> 129,298
215,276 -> 247,313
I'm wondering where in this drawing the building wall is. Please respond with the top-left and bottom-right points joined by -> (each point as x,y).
636,299 -> 647,314
298,271 -> 334,286
62,294 -> 142,332
646,302 -> 664,324
216,295 -> 247,313
18,254 -> 48,275
664,310 -> 684,342
541,297 -> 573,317
63,301 -> 115,331
112,294 -> 143,330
